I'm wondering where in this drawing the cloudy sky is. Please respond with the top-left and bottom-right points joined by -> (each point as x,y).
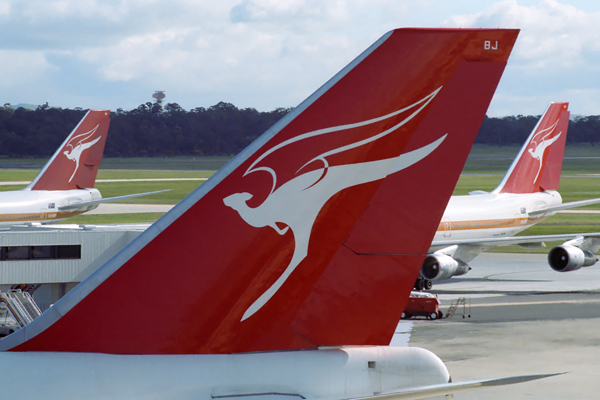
1,0 -> 599,116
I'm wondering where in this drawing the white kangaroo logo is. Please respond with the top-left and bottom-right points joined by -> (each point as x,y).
63,125 -> 102,183
224,88 -> 446,321
527,120 -> 561,182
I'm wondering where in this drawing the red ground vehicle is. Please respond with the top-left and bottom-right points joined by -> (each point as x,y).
401,291 -> 443,320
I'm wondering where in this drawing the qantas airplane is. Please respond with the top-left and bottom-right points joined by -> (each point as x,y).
420,102 -> 600,287
0,110 -> 165,225
0,28 -> 553,398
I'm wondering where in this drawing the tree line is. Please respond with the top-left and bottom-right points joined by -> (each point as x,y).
0,102 -> 598,158
477,114 -> 600,146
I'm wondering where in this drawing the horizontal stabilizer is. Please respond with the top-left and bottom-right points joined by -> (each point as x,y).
468,190 -> 489,195
528,197 -> 600,217
58,190 -> 170,212
351,373 -> 561,400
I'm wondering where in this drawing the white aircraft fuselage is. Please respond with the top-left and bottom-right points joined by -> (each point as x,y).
419,102 -> 600,282
0,347 -> 448,400
0,188 -> 101,225
433,190 -> 562,243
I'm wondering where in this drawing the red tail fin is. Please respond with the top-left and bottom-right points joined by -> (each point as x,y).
27,110 -> 110,191
3,28 -> 518,354
494,102 -> 569,194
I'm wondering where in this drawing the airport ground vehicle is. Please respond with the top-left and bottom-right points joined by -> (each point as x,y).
401,291 -> 443,320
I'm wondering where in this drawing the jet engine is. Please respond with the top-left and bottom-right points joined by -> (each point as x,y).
421,254 -> 470,281
548,245 -> 598,272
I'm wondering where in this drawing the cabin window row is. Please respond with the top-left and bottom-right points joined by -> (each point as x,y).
0,245 -> 81,261
0,215 -> 41,221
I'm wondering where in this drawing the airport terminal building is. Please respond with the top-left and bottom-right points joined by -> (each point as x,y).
0,223 -> 149,310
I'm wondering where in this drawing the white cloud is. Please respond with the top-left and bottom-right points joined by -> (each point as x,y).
0,0 -> 443,110
442,0 -> 600,116
61,1 -> 406,110
443,1 -> 600,68
1,0 -> 600,115
0,1 -> 9,16
0,50 -> 56,86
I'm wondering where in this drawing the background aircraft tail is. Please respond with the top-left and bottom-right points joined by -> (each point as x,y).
493,102 -> 569,194
27,110 -> 110,191
3,28 -> 518,355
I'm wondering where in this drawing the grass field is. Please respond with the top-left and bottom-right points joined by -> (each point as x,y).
2,144 -> 600,237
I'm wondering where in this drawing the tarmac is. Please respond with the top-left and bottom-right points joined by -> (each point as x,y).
409,252 -> 600,399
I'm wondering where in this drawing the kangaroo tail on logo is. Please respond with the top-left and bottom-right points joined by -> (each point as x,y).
244,88 -> 442,196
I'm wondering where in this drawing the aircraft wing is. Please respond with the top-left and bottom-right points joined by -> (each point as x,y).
58,190 -> 170,212
349,373 -> 560,400
529,197 -> 600,217
432,232 -> 600,250
429,232 -> 600,265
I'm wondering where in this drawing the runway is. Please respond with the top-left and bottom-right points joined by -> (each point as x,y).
409,252 -> 600,399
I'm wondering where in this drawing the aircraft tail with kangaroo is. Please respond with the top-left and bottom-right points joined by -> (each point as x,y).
4,29 -> 519,355
0,28 -> 554,400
